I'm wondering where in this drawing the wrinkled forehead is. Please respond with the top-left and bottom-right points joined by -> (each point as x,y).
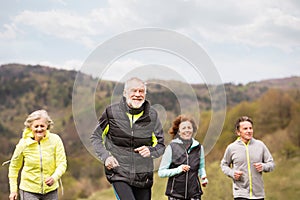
31,118 -> 48,125
125,80 -> 145,90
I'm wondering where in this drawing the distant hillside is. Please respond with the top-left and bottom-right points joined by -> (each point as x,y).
0,63 -> 299,200
222,76 -> 300,107
251,76 -> 300,89
1,63 -> 299,112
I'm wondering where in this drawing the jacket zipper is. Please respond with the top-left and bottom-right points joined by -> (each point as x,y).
130,114 -> 134,183
38,142 -> 44,194
170,176 -> 175,194
185,149 -> 189,199
244,142 -> 253,198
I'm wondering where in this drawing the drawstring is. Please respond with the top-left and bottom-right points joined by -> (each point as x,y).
3,160 -> 64,196
59,178 -> 64,196
2,160 -> 11,166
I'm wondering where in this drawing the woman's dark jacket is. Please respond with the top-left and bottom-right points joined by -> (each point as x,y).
165,138 -> 203,199
90,97 -> 165,188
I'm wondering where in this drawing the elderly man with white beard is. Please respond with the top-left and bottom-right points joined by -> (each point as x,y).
91,77 -> 165,200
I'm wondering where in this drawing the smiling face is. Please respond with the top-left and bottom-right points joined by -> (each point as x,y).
30,118 -> 48,141
123,79 -> 146,109
237,121 -> 253,144
178,120 -> 194,140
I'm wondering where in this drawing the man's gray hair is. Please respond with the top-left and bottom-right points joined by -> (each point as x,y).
124,77 -> 147,92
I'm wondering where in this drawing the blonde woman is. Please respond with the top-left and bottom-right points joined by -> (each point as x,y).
8,110 -> 67,200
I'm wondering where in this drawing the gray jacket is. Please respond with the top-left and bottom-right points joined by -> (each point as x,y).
221,138 -> 275,199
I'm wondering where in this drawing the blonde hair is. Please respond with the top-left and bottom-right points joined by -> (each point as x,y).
24,110 -> 54,130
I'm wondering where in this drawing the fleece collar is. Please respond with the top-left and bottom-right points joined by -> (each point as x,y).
22,128 -> 50,140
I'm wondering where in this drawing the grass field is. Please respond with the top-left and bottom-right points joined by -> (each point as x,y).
79,154 -> 300,200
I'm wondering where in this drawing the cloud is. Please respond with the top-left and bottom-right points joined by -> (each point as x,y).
0,24 -> 18,39
234,7 -> 300,51
13,9 -> 97,47
89,0 -> 300,51
1,0 -> 299,84
6,0 -> 300,52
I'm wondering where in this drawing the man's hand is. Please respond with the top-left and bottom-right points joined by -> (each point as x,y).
234,170 -> 243,180
105,156 -> 119,170
134,146 -> 150,157
254,163 -> 263,172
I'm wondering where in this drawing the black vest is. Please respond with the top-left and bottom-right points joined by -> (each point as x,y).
104,98 -> 157,188
166,140 -> 203,199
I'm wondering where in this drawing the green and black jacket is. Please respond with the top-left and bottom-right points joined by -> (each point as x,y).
91,97 -> 165,188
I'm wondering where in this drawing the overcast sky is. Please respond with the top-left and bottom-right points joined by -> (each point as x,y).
1,0 -> 300,84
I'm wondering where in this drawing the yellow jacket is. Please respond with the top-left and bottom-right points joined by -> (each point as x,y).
8,128 -> 67,194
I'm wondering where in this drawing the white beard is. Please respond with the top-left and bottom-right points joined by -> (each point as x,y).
127,98 -> 145,109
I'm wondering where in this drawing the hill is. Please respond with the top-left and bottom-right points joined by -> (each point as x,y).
0,63 -> 299,199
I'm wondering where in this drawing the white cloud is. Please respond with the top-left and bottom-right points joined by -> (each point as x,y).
6,0 -> 300,52
13,10 -> 97,47
89,0 -> 300,51
0,24 -> 18,39
1,0 -> 300,84
234,7 -> 300,51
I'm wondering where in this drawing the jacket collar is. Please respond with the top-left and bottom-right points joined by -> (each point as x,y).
236,137 -> 255,145
172,137 -> 199,149
120,96 -> 151,116
22,128 -> 50,141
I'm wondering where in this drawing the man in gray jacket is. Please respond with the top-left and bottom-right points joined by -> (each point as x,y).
221,116 -> 275,200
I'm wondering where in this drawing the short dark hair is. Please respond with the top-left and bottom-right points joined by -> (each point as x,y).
235,116 -> 253,132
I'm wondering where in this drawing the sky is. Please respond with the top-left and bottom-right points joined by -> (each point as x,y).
1,0 -> 300,84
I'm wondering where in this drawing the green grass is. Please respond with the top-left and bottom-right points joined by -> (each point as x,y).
78,173 -> 168,200
78,187 -> 115,200
79,155 -> 300,200
264,156 -> 300,200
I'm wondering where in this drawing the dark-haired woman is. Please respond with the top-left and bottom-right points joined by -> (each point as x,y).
158,115 -> 208,200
